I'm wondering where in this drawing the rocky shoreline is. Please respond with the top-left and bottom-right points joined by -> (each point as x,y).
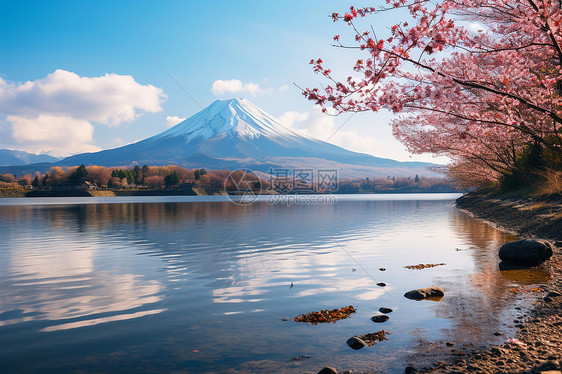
317,192 -> 562,374
425,255 -> 562,374
426,192 -> 562,374
455,191 -> 562,242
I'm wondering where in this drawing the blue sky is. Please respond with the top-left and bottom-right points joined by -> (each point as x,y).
0,1 -> 445,163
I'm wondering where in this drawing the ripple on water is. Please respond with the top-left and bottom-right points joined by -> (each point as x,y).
0,194 -> 550,374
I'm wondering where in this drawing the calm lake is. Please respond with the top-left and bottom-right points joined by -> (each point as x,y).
0,194 -> 551,373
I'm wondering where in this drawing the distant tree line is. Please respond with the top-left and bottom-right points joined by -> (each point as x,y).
0,165 -> 226,190
337,175 -> 457,193
0,166 -> 456,194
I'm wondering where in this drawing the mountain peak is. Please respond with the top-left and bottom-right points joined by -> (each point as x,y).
155,97 -> 302,142
48,98 -> 439,179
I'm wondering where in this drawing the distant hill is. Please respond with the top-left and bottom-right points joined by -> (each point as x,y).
0,149 -> 59,167
0,99 -> 443,178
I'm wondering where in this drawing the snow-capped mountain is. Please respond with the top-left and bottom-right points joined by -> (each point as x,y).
3,98 -> 439,177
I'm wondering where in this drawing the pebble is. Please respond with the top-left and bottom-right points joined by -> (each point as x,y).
346,336 -> 366,350
379,307 -> 393,314
370,314 -> 389,323
317,367 -> 338,374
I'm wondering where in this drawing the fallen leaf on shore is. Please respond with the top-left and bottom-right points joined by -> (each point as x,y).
360,330 -> 391,346
509,286 -> 544,294
404,263 -> 446,270
293,305 -> 356,325
506,338 -> 526,346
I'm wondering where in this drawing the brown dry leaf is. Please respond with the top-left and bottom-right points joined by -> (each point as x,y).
404,263 -> 446,270
293,305 -> 356,325
360,330 -> 391,347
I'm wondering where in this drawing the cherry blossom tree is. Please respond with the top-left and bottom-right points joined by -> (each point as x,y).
305,0 -> 562,186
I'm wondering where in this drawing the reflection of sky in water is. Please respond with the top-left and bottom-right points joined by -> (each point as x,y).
0,194 -> 552,374
0,213 -> 166,333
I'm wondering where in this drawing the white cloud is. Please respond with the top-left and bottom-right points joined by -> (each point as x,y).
211,79 -> 269,96
279,107 -> 383,156
278,85 -> 289,92
7,115 -> 101,156
278,111 -> 309,126
165,115 -> 186,129
279,107 -> 451,164
0,70 -> 166,156
0,70 -> 165,125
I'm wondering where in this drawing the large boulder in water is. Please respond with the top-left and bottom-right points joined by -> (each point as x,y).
499,239 -> 553,266
404,287 -> 444,300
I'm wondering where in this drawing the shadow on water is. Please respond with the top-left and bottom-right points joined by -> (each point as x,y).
0,196 -> 554,373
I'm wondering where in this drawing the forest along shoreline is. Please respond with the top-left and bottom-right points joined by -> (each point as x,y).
418,191 -> 562,374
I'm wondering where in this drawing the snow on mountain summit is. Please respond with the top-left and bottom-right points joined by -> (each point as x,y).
53,97 -> 438,178
154,98 -> 307,143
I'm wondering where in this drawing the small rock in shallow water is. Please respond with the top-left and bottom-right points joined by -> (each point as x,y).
379,307 -> 393,314
379,268 -> 386,271
446,342 -> 454,346
404,287 -> 445,300
404,365 -> 418,373
370,314 -> 389,323
346,336 -> 366,350
377,282 -> 386,287
317,367 -> 338,374
547,291 -> 561,297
